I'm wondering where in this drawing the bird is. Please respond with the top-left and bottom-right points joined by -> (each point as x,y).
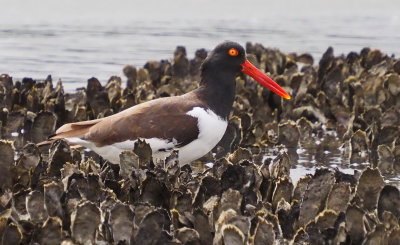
48,41 -> 291,166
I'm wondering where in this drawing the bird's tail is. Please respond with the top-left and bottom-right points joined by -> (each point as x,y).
36,118 -> 102,147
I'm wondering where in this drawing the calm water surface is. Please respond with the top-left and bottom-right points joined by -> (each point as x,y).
1,0 -> 400,90
265,146 -> 400,188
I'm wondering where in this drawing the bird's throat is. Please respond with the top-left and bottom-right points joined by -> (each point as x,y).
197,73 -> 236,119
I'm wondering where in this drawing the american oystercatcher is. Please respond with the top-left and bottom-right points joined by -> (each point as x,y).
49,41 -> 290,165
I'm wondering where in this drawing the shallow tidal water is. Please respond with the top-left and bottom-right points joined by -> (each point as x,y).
266,146 -> 400,188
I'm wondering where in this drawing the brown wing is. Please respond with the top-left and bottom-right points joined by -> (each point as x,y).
51,118 -> 103,139
51,92 -> 204,148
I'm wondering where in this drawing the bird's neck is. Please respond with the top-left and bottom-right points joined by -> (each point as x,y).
196,72 -> 236,119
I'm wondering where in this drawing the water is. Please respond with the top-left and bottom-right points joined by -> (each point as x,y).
264,145 -> 400,188
1,0 -> 400,91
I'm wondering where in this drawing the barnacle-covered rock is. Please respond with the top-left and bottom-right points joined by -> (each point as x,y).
292,175 -> 311,201
326,182 -> 351,213
0,140 -> 14,189
109,202 -> 135,244
38,217 -> 63,245
378,126 -> 400,147
297,53 -> 314,65
26,190 -> 47,222
86,77 -> 110,117
123,65 -> 137,90
377,185 -> 400,221
354,167 -> 384,211
297,168 -> 335,228
189,48 -> 207,79
221,164 -> 246,192
222,224 -> 245,245
214,116 -> 242,159
3,110 -> 26,149
276,199 -> 297,239
214,209 -> 250,245
44,181 -> 64,218
133,139 -> 153,166
0,74 -> 13,109
377,144 -> 394,174
144,60 -> 164,85
227,147 -> 252,164
345,204 -> 366,244
193,208 -> 213,244
119,150 -> 139,179
139,174 -> 170,208
271,176 -> 293,211
47,140 -> 72,177
218,189 -> 242,216
105,76 -> 122,111
172,46 -> 189,78
362,224 -> 386,245
278,121 -> 300,148
350,129 -> 369,163
175,227 -> 201,245
30,111 -> 56,143
17,143 -> 41,170
296,117 -> 314,147
388,227 -> 400,245
1,222 -> 22,245
71,201 -> 101,244
269,152 -> 291,180
292,227 -> 309,244
135,209 -> 172,244
303,209 -> 339,244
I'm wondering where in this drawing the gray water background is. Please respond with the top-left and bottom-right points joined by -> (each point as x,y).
1,0 -> 400,91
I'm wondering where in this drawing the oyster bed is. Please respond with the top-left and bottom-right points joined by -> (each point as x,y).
1,43 -> 400,244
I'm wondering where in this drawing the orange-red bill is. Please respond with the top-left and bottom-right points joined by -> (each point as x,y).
241,60 -> 291,100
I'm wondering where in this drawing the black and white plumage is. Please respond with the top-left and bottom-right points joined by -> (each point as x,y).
48,41 -> 291,165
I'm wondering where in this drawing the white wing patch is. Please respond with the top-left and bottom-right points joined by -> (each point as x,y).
66,137 -> 177,164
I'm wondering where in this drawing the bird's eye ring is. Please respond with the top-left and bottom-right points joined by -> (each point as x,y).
228,48 -> 239,56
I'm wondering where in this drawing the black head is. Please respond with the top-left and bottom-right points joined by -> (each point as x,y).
201,41 -> 246,75
196,41 -> 291,119
199,41 -> 291,102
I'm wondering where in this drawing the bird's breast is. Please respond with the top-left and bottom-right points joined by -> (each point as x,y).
186,107 -> 228,145
178,107 -> 228,164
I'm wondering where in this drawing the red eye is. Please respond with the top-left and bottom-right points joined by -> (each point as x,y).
228,48 -> 239,56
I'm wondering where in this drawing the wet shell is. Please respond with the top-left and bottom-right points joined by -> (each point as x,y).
354,167 -> 384,211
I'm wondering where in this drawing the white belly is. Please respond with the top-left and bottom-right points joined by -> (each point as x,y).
65,137 -> 177,165
178,107 -> 227,164
66,107 -> 227,166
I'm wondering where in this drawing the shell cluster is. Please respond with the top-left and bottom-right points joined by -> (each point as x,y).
0,42 -> 400,244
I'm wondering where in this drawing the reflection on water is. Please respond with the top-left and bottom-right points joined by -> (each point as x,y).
264,144 -> 400,188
